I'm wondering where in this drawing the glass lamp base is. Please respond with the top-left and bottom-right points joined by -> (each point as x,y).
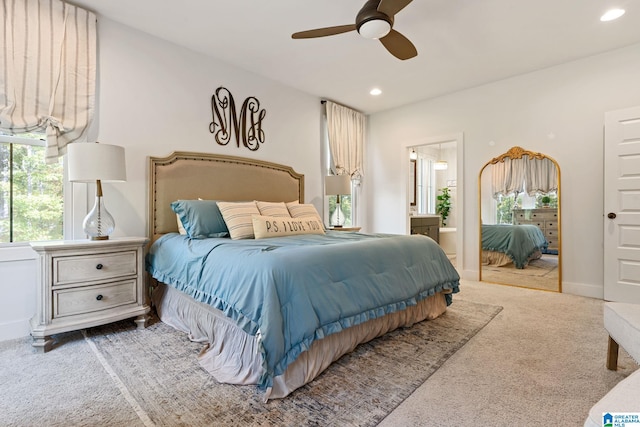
83,196 -> 115,240
330,204 -> 346,227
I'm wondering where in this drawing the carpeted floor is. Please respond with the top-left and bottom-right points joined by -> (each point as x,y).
0,299 -> 501,427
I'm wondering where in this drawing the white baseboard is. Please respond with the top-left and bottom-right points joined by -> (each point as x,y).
460,269 -> 480,282
562,281 -> 604,300
459,269 -> 604,301
0,319 -> 31,343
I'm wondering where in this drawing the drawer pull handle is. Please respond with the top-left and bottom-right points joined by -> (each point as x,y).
96,294 -> 103,301
96,263 -> 103,270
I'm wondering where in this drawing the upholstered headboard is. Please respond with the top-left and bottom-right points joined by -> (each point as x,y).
148,152 -> 305,242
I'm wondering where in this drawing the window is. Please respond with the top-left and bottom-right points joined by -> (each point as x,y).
328,191 -> 353,227
0,133 -> 64,243
416,157 -> 437,214
495,191 -> 558,225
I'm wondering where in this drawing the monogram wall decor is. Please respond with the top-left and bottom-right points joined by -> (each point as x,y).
209,86 -> 266,151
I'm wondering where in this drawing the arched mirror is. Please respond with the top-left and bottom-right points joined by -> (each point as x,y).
478,146 -> 561,292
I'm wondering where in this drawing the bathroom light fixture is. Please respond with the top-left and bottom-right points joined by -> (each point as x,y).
434,144 -> 448,170
600,8 -> 625,21
370,88 -> 382,96
434,160 -> 448,170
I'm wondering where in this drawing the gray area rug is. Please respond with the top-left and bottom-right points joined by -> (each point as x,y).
0,299 -> 501,427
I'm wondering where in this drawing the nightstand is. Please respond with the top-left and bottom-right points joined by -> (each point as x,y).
29,237 -> 150,352
329,227 -> 361,232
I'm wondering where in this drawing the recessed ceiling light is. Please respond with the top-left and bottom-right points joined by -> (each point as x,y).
370,88 -> 382,96
601,8 -> 625,22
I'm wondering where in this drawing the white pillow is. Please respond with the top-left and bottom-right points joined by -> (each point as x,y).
176,214 -> 187,235
256,201 -> 291,217
216,201 -> 260,240
252,215 -> 325,239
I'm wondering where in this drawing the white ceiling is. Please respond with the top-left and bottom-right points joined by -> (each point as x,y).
70,0 -> 640,114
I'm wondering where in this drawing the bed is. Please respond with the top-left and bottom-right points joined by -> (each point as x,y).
146,151 -> 461,400
481,224 -> 548,269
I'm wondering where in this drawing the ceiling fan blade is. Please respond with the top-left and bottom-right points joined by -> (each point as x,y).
380,29 -> 417,60
292,24 -> 356,39
377,0 -> 413,17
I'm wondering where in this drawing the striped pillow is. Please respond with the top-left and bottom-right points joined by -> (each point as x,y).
256,201 -> 291,218
216,201 -> 260,240
287,203 -> 324,228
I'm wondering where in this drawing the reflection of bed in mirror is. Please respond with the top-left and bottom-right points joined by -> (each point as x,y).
478,146 -> 561,292
481,224 -> 547,268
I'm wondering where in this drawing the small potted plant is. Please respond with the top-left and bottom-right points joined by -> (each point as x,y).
436,187 -> 451,226
541,195 -> 551,208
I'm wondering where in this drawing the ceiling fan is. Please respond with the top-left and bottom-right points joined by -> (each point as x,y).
291,0 -> 417,60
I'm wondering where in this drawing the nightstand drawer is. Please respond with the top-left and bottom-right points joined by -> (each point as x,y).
53,280 -> 138,318
54,251 -> 137,285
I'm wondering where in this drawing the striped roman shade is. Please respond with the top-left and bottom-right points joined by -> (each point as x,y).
0,0 -> 97,162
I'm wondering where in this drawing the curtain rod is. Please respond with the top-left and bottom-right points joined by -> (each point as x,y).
320,99 -> 363,114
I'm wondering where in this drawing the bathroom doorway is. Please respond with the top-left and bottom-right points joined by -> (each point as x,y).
407,134 -> 463,270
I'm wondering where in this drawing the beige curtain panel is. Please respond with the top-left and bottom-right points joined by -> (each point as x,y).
0,0 -> 97,162
491,157 -> 526,199
525,157 -> 558,195
492,156 -> 557,199
326,101 -> 366,179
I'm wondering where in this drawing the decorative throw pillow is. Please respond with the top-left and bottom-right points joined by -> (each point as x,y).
217,201 -> 260,240
171,200 -> 229,239
256,201 -> 291,217
287,203 -> 324,228
252,215 -> 325,239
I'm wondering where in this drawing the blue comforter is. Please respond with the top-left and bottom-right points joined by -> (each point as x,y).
146,231 -> 460,389
482,224 -> 548,268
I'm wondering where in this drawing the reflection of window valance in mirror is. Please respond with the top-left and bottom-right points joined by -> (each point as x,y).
489,147 -> 558,198
491,158 -> 525,198
525,157 -> 558,195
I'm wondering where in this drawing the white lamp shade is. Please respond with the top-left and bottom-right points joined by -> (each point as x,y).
67,143 -> 127,182
325,175 -> 351,195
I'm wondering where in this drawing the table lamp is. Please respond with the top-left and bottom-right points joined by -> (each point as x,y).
325,174 -> 351,227
67,142 -> 126,240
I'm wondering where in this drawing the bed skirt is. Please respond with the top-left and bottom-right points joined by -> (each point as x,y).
151,282 -> 449,400
482,249 -> 542,268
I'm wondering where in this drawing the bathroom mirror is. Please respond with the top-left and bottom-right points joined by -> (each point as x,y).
478,146 -> 561,292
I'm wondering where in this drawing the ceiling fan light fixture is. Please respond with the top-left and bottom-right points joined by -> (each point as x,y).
600,8 -> 625,21
358,19 -> 391,39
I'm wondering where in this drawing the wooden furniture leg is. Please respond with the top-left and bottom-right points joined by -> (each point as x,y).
607,335 -> 619,370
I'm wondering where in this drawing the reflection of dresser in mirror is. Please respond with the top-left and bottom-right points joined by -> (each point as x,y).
513,208 -> 558,252
410,216 -> 440,243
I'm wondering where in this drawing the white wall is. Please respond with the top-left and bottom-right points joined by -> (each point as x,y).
0,18 -> 322,342
366,42 -> 640,298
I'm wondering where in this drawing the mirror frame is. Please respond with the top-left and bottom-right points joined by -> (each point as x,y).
478,146 -> 562,292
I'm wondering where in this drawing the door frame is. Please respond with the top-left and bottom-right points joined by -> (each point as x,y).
404,133 -> 464,273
